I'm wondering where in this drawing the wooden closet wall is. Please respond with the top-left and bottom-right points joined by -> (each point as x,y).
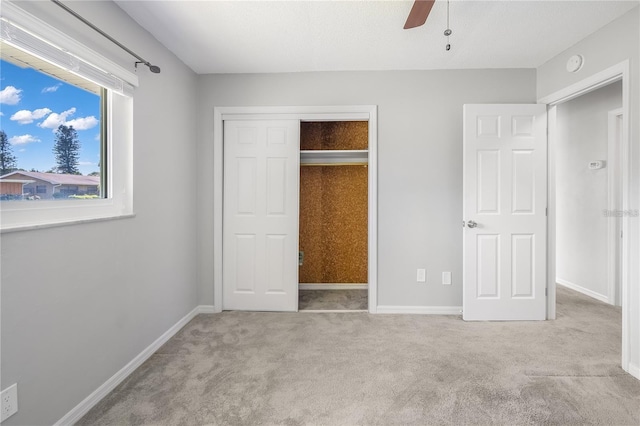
299,122 -> 368,284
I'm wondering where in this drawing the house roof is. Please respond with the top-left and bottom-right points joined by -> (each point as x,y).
0,171 -> 99,186
0,179 -> 35,184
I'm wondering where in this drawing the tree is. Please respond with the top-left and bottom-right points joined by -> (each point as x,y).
53,125 -> 81,175
0,130 -> 17,175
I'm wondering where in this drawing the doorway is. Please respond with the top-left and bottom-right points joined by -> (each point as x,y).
298,121 -> 369,312
541,60 -> 632,375
554,81 -> 622,306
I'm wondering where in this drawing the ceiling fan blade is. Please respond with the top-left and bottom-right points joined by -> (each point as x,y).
403,0 -> 436,29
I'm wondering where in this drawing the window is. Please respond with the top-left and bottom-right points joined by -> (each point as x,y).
0,2 -> 137,231
0,53 -> 105,200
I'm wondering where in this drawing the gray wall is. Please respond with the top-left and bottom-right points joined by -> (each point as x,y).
1,3 -> 636,425
0,2 -> 199,425
537,6 -> 640,377
196,69 -> 537,308
555,81 -> 622,299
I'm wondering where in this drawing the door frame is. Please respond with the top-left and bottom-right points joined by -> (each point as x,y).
608,108 -> 623,307
213,105 -> 378,313
539,60 -> 631,374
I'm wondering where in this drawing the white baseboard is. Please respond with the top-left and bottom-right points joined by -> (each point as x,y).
556,278 -> 610,304
299,283 -> 368,290
299,309 -> 368,313
376,305 -> 462,315
54,304 -> 212,425
197,305 -> 216,314
628,362 -> 640,380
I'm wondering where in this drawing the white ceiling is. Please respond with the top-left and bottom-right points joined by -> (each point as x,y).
115,0 -> 639,74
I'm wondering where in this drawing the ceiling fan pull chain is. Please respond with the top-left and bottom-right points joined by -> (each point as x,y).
444,0 -> 452,51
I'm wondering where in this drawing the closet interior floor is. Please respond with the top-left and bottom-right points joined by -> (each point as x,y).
299,289 -> 368,311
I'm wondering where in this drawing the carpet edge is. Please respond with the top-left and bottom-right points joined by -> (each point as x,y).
53,305 -> 208,426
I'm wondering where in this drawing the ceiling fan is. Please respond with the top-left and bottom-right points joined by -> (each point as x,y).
404,0 -> 453,50
403,0 -> 436,29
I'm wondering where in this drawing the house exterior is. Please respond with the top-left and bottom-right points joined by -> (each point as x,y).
0,171 -> 99,199
0,178 -> 34,200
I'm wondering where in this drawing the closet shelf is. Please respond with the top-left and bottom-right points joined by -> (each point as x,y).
300,150 -> 368,165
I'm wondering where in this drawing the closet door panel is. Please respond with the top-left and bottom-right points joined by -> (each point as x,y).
223,120 -> 300,311
265,234 -> 287,293
234,234 -> 256,293
266,158 -> 287,215
236,158 -> 257,215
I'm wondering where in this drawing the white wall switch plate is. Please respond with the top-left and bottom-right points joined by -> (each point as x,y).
588,160 -> 605,170
417,269 -> 426,282
442,271 -> 452,285
1,383 -> 18,422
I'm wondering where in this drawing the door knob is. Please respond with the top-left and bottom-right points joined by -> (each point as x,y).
466,220 -> 478,228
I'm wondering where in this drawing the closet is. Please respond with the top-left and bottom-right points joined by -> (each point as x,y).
219,107 -> 377,314
298,121 -> 369,311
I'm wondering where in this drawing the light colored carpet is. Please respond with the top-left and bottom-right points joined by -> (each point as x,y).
78,286 -> 640,425
299,289 -> 368,311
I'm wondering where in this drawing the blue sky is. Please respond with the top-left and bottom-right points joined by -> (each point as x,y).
0,59 -> 101,176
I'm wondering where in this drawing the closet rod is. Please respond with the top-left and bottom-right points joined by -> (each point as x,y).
300,162 -> 368,167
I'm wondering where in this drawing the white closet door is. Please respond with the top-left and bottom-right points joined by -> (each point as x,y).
223,120 -> 300,311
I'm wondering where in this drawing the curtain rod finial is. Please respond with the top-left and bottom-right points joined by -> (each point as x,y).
135,61 -> 161,74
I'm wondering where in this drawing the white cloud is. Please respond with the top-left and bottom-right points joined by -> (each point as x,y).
37,108 -> 98,131
42,83 -> 62,93
0,112 -> 3,116
78,161 -> 98,166
0,86 -> 22,105
10,108 -> 52,124
38,107 -> 76,129
9,134 -> 40,145
65,116 -> 98,130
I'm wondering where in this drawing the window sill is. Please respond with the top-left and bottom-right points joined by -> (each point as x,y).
0,212 -> 136,234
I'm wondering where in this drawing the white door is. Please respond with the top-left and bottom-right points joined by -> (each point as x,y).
463,104 -> 547,320
223,120 -> 300,311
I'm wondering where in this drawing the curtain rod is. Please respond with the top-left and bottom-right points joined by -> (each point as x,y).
50,0 -> 161,74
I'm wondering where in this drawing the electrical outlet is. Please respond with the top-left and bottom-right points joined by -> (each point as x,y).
1,383 -> 18,422
417,268 -> 426,283
442,271 -> 452,285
